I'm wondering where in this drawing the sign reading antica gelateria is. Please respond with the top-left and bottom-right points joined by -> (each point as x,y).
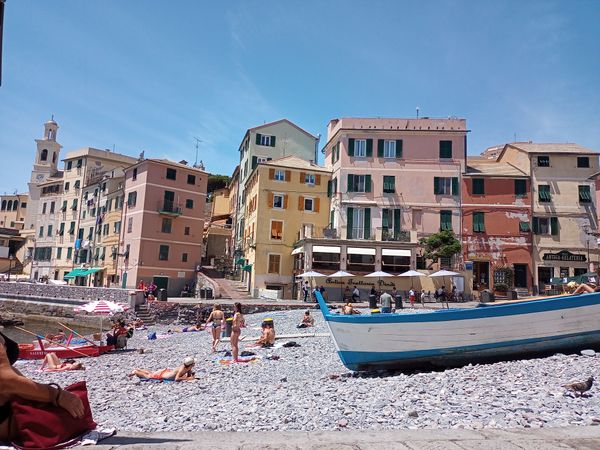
325,278 -> 396,288
542,250 -> 586,262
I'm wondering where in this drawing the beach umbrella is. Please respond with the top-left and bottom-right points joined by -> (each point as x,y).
297,271 -> 326,299
75,300 -> 130,334
365,271 -> 394,292
328,270 -> 355,302
428,270 -> 460,309
397,269 -> 427,289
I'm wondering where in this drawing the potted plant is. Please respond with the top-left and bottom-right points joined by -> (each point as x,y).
493,282 -> 509,295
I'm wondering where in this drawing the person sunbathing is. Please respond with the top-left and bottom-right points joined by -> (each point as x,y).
342,302 -> 360,315
40,352 -> 85,371
255,320 -> 275,347
45,329 -> 67,342
128,357 -> 196,381
573,282 -> 600,294
170,323 -> 204,333
297,310 -> 315,328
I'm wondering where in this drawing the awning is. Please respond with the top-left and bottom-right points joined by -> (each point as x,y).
347,247 -> 376,256
242,264 -> 253,272
313,245 -> 341,254
291,247 -> 304,255
382,249 -> 411,257
86,268 -> 103,274
64,268 -> 89,279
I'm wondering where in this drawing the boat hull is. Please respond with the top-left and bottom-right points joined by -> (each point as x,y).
18,344 -> 114,360
316,292 -> 600,371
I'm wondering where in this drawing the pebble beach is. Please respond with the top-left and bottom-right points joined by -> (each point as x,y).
14,308 -> 600,433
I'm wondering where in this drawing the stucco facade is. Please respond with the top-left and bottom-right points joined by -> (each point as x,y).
0,193 -> 28,230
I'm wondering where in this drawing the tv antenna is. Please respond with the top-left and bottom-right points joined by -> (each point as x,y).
193,137 -> 203,167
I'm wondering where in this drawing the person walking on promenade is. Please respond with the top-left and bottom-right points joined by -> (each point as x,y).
352,286 -> 360,302
206,304 -> 225,352
302,281 -> 310,302
409,288 -> 416,307
231,302 -> 245,362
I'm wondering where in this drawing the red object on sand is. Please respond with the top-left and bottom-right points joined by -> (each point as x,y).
18,343 -> 114,360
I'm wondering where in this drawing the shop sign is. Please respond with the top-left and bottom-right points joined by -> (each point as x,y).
542,251 -> 586,262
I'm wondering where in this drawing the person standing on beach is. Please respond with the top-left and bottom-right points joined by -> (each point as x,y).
302,281 -> 310,302
206,304 -> 225,352
409,288 -> 416,307
380,291 -> 393,313
231,302 -> 245,362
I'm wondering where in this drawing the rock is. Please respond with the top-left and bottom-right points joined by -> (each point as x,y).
408,410 -> 418,418
581,349 -> 596,357
338,419 -> 348,427
329,374 -> 340,380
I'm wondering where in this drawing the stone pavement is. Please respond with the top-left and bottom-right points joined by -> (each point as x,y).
82,426 -> 600,449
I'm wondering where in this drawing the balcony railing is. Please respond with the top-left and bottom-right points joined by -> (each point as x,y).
157,200 -> 182,216
381,228 -> 411,242
297,226 -> 339,241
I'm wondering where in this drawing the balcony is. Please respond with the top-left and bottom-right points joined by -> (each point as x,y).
157,200 -> 182,216
381,228 -> 411,242
297,226 -> 338,242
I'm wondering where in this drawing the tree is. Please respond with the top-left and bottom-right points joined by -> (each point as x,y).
207,174 -> 231,194
419,230 -> 461,269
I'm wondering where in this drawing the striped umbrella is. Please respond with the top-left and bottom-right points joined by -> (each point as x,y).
75,300 -> 130,335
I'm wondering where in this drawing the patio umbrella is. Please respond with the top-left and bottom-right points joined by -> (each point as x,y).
365,271 -> 394,292
297,271 -> 326,299
428,270 -> 460,309
328,270 -> 355,302
75,300 -> 130,335
397,269 -> 427,289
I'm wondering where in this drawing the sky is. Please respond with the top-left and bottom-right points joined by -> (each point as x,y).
1,0 -> 599,194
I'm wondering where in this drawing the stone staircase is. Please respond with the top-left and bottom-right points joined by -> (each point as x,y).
134,302 -> 156,326
200,267 -> 253,300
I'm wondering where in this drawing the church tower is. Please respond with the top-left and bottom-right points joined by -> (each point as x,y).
24,118 -> 63,231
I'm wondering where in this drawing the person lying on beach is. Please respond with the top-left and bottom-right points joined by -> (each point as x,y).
45,329 -> 67,342
297,310 -> 314,328
128,357 -> 197,382
573,282 -> 600,294
342,302 -> 360,315
129,318 -> 145,329
255,320 -> 275,348
169,323 -> 205,333
40,352 -> 85,371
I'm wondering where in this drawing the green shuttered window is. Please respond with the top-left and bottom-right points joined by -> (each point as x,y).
440,210 -> 452,231
579,185 -> 592,203
346,207 -> 354,239
515,179 -> 527,197
538,185 -> 551,202
383,176 -> 395,193
439,141 -> 452,159
472,178 -> 485,195
473,212 -> 485,233
519,221 -> 530,232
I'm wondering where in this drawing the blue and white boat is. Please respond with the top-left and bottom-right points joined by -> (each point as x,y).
315,292 -> 600,371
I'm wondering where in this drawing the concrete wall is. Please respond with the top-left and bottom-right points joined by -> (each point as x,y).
0,282 -> 142,304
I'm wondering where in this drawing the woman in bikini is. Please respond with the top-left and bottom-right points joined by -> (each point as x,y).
40,352 -> 85,371
206,304 -> 225,352
230,302 -> 245,362
128,357 -> 196,382
0,332 -> 85,442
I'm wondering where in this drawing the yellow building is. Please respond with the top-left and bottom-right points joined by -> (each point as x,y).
242,156 -> 331,298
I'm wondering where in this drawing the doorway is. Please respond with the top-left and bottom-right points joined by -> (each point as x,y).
473,261 -> 489,290
513,264 -> 528,289
538,267 -> 553,285
153,276 -> 169,292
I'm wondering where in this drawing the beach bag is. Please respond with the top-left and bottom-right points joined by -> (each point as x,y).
11,381 -> 97,450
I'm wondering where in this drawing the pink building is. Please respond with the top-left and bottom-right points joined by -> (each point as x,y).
118,159 -> 208,295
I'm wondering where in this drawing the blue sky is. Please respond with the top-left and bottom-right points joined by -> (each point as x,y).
1,0 -> 599,194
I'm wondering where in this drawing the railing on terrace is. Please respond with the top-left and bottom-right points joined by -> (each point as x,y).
297,226 -> 338,241
157,200 -> 182,216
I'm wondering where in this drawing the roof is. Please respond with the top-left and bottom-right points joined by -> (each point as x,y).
263,155 -> 331,173
62,147 -> 138,164
124,158 -> 207,174
247,119 -> 317,140
465,158 -> 528,177
507,142 -> 598,155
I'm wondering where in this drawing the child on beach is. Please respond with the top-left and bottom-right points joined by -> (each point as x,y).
206,304 -> 225,352
40,352 -> 85,371
255,319 -> 275,347
231,302 -> 245,362
128,357 -> 197,382
297,310 -> 314,328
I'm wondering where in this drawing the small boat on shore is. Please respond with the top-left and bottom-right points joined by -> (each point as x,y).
18,343 -> 114,360
315,292 -> 600,371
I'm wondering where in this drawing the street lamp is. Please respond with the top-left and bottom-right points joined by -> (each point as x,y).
8,254 -> 13,281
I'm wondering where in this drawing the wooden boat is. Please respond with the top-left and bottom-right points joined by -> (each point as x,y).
315,292 -> 600,371
18,343 -> 114,360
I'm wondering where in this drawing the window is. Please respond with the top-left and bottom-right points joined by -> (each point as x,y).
533,217 -> 558,236
132,168 -> 137,181
187,174 -> 196,185
185,199 -> 194,209
182,253 -> 188,262
161,218 -> 172,233
74,180 -> 80,189
473,212 -> 485,233
472,178 -> 485,195
66,161 -> 72,171
275,170 -> 285,181
382,208 -> 402,240
69,221 -> 75,235
103,223 -> 109,235
256,133 -> 276,147
515,179 -> 527,197
49,201 -> 55,214
439,141 -> 452,159
159,245 -> 169,261
77,228 -> 84,239
39,226 -> 44,237
434,177 -> 459,195
383,176 -> 396,194
58,222 -> 65,236
273,194 -> 283,209
42,203 -> 47,214
538,185 -> 551,202
440,210 -> 453,231
304,198 -> 314,212
537,155 -> 550,167
64,182 -> 70,191
579,185 -> 592,203
331,142 -> 340,164
578,157 -> 590,168
519,221 -> 530,232
127,191 -> 137,207
347,174 -> 371,193
166,168 -> 177,180
346,207 -> 371,240
76,159 -> 82,168
268,254 -> 281,274
127,217 -> 133,233
67,247 -> 73,260
56,247 -> 62,260
327,178 -> 338,198
305,173 -> 316,185
40,149 -> 48,161
382,140 -> 397,158
354,139 -> 367,157
47,225 -> 53,236
270,221 -> 283,240
184,226 -> 190,236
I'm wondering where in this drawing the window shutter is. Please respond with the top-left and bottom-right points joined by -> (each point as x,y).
452,177 -> 459,196
396,140 -> 403,158
315,174 -> 321,185
347,207 -> 354,239
364,208 -> 371,239
394,209 -> 401,235
366,139 -> 373,157
285,170 -> 291,181
348,138 -> 354,156
251,156 -> 258,169
382,208 -> 389,228
298,196 -> 304,211
315,198 -> 320,212
434,177 -> 440,195
300,172 -> 306,184
532,217 -> 539,234
333,178 -> 337,195
327,180 -> 332,198
283,194 -> 288,209
377,140 -> 384,157
269,168 -> 275,180
255,133 -> 261,145
271,136 -> 276,147
365,174 -> 372,193
550,217 -> 559,235
268,192 -> 274,207
347,174 -> 354,192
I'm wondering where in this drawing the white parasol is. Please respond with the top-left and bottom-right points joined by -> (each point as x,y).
429,270 -> 460,308
328,270 -> 355,302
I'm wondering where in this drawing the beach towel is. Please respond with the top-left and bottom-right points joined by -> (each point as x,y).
216,355 -> 260,365
136,377 -> 175,383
